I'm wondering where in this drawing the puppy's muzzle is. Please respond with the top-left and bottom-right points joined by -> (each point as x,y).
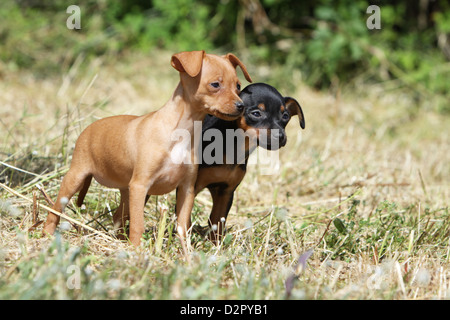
235,101 -> 244,113
258,129 -> 286,150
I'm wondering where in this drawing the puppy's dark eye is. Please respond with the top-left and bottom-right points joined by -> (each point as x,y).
282,112 -> 290,120
251,110 -> 262,117
237,83 -> 241,91
210,82 -> 220,89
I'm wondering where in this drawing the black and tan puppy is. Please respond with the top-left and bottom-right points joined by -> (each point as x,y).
194,83 -> 305,243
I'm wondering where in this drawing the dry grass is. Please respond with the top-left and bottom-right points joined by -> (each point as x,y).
0,50 -> 449,300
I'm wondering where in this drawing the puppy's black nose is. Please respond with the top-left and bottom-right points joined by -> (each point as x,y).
271,130 -> 287,147
235,101 -> 244,112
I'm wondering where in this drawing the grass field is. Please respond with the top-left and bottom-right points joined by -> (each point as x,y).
0,50 -> 449,300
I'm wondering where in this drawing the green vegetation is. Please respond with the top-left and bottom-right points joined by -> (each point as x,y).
1,1 -> 449,111
0,0 -> 449,300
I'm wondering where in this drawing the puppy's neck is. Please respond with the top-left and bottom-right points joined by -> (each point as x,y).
160,82 -> 208,131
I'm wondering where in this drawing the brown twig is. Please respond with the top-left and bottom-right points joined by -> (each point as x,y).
36,184 -> 55,206
0,182 -> 114,241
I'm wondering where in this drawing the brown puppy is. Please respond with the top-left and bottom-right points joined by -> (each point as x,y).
43,51 -> 252,246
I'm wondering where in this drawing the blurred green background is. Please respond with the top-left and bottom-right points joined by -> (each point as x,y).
1,0 -> 449,113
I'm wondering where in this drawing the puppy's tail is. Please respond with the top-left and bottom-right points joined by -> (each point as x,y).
76,175 -> 92,207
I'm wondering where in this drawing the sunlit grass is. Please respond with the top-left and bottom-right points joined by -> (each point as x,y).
1,50 -> 449,299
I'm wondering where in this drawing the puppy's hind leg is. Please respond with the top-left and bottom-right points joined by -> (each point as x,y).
76,175 -> 92,207
43,169 -> 91,235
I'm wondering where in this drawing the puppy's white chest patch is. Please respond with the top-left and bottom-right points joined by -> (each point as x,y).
170,141 -> 191,164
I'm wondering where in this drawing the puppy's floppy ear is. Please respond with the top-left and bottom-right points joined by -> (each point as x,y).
285,97 -> 305,129
225,53 -> 253,83
171,50 -> 205,77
